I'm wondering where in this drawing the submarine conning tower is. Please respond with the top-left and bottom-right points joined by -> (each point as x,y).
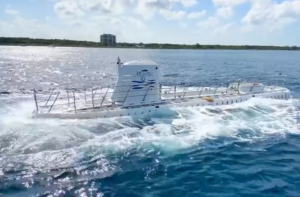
111,58 -> 161,107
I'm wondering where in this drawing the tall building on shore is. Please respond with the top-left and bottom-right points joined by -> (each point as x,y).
100,34 -> 116,46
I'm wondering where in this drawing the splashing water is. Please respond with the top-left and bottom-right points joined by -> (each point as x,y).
1,48 -> 300,196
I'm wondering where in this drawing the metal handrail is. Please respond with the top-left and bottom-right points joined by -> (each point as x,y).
33,81 -> 288,114
34,86 -> 224,106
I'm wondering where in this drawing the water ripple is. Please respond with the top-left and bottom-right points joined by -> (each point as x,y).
1,47 -> 300,196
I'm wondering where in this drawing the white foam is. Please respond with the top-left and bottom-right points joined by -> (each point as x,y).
0,96 -> 299,170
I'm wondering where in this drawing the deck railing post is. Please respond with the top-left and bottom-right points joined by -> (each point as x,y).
92,89 -> 96,109
183,87 -> 188,98
174,85 -> 177,99
73,91 -> 76,113
84,88 -> 87,103
214,87 -> 218,95
100,86 -> 110,107
159,84 -> 162,100
198,87 -> 204,97
123,86 -> 132,104
250,85 -> 254,93
67,90 -> 70,106
33,89 -> 39,112
45,89 -> 54,106
48,92 -> 60,113
143,86 -> 151,101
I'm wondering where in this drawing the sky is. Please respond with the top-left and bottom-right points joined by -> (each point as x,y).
0,0 -> 300,45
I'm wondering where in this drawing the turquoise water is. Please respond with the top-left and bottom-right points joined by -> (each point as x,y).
0,46 -> 300,196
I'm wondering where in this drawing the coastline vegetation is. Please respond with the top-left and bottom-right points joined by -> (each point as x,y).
0,37 -> 299,51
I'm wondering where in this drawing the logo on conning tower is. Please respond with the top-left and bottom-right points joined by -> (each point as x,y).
134,69 -> 153,82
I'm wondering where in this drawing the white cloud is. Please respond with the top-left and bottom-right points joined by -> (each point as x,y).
213,0 -> 248,7
187,10 -> 206,19
0,16 -> 56,38
54,0 -> 85,19
0,13 -> 147,43
242,0 -> 300,31
159,10 -> 186,20
198,17 -> 220,29
77,0 -> 133,14
217,6 -> 233,19
172,0 -> 198,7
5,9 -> 20,16
197,16 -> 235,35
72,0 -> 197,20
122,16 -> 147,29
78,0 -> 102,12
2,0 -> 300,46
136,0 -> 170,20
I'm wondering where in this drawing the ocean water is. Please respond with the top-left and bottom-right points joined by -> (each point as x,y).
1,46 -> 300,197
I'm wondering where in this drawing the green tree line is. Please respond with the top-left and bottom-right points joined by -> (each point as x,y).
0,37 -> 299,50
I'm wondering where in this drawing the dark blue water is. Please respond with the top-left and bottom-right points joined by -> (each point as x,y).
0,46 -> 300,197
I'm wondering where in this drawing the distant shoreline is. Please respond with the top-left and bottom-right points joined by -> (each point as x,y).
0,37 -> 299,51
